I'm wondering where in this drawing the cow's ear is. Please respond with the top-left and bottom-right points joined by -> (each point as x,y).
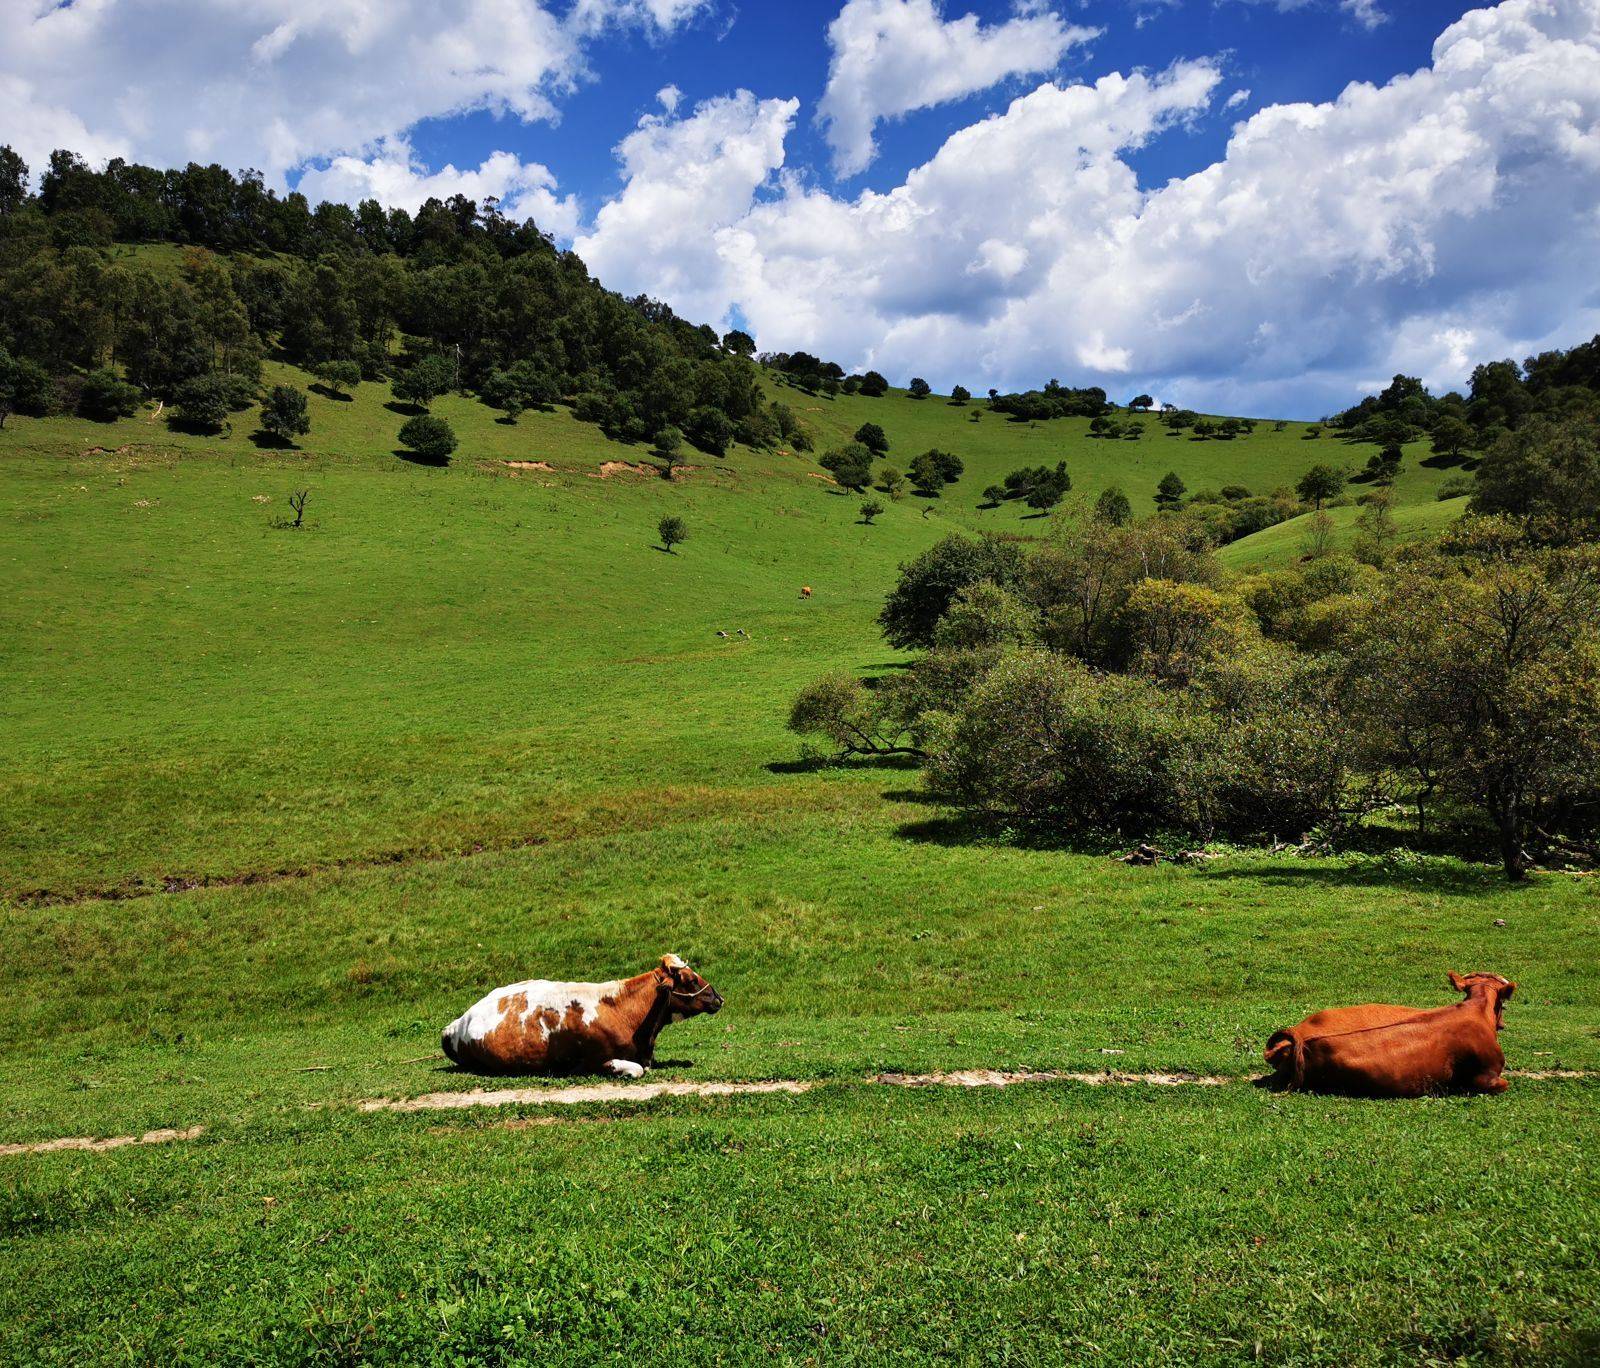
1501,980 -> 1516,1001
1447,971 -> 1468,991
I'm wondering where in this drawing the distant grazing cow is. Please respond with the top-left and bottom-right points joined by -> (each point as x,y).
441,953 -> 723,1077
1263,972 -> 1480,1079
1279,972 -> 1515,1098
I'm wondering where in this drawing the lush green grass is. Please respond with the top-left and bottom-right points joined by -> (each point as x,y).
6,1082 -> 1596,1365
0,370 -> 1456,898
0,367 -> 1577,1363
1218,495 -> 1471,571
7,798 -> 1598,1141
786,382 -> 1457,529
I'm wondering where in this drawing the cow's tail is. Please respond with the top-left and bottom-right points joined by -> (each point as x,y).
1264,1030 -> 1305,1090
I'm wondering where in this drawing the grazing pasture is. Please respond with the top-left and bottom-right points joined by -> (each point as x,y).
3,376 -> 1594,1363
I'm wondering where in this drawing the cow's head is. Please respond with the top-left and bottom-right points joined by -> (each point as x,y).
1448,971 -> 1516,1027
659,953 -> 723,1019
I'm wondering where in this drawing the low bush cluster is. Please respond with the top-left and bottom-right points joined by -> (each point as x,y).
792,503 -> 1600,878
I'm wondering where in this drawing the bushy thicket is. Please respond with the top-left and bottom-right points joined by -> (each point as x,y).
0,145 -> 793,454
987,379 -> 1110,422
792,492 -> 1600,876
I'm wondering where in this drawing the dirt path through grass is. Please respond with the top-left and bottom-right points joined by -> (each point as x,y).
0,1126 -> 204,1157
10,1068 -> 1594,1156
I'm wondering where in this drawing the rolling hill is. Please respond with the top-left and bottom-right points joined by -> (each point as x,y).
10,323 -> 1594,1365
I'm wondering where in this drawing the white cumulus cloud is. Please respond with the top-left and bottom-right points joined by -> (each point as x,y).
296,139 -> 581,238
575,0 -> 1600,416
575,90 -> 802,324
0,0 -> 706,185
817,0 -> 1100,177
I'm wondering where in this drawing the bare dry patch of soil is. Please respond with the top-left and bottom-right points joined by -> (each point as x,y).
360,1079 -> 814,1113
0,1126 -> 203,1158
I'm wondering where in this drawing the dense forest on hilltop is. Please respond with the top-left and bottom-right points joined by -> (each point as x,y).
0,146 -> 809,456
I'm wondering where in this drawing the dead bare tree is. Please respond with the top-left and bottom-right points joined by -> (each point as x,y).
288,489 -> 309,528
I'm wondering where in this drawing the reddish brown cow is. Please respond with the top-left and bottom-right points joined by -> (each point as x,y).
1282,972 -> 1515,1098
441,954 -> 723,1077
1263,972 -> 1481,1078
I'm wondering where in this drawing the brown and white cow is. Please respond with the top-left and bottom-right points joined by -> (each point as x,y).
441,954 -> 723,1077
1281,972 -> 1515,1098
1263,972 -> 1482,1079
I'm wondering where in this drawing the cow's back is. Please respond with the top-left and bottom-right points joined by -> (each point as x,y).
1298,1010 -> 1504,1097
442,978 -> 623,1073
1265,1003 -> 1424,1074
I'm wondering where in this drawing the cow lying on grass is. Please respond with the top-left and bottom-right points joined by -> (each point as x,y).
1270,972 -> 1515,1098
1263,971 -> 1482,1079
441,954 -> 723,1077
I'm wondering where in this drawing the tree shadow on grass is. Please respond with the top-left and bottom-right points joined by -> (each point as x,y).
890,805 -> 1519,893
164,416 -> 228,438
765,754 -> 921,776
1191,860 -> 1517,899
880,787 -> 941,807
385,400 -> 426,417
309,383 -> 354,402
393,448 -> 450,468
248,429 -> 296,450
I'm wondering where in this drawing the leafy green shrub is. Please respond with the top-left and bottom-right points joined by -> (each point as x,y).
1119,579 -> 1255,685
392,354 -> 453,410
788,673 -> 918,760
879,535 -> 1027,649
314,360 -> 362,398
171,374 -> 229,431
1199,648 -> 1359,837
1095,487 -> 1132,526
933,582 -> 1039,650
5,354 -> 56,417
854,422 -> 889,454
925,646 -> 1355,840
686,407 -> 734,457
77,368 -> 141,421
821,442 -> 874,490
925,651 -> 1218,834
657,515 -> 688,552
260,384 -> 310,443
398,413 -> 457,463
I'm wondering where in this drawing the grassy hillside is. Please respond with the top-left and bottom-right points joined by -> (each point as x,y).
6,367 -> 1581,1365
0,366 -> 1456,901
783,381 -> 1455,528
1218,495 -> 1471,571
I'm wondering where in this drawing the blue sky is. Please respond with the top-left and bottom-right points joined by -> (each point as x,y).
6,1 -> 1600,414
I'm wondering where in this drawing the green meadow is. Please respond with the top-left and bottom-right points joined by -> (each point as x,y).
4,374 -> 1595,1363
